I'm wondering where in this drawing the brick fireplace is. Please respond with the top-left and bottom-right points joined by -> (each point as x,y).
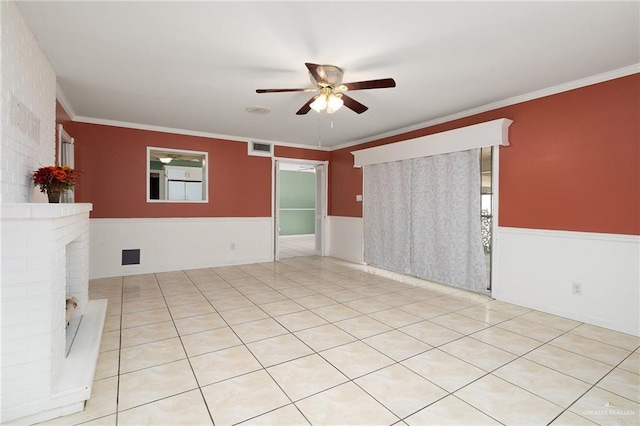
1,203 -> 107,424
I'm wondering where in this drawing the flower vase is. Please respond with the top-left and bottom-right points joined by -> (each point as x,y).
47,190 -> 61,203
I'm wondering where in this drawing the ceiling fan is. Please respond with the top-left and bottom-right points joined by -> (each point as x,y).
256,63 -> 396,115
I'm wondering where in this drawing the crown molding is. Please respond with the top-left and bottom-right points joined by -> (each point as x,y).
330,64 -> 640,151
56,85 -> 76,119
71,116 -> 331,151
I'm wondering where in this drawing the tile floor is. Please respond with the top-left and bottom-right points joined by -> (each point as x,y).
279,234 -> 316,259
41,257 -> 639,425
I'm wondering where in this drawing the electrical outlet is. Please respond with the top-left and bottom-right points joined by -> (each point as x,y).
230,243 -> 236,250
572,282 -> 582,295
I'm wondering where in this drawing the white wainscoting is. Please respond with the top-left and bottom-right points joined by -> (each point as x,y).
493,226 -> 640,336
89,217 -> 273,278
327,216 -> 364,264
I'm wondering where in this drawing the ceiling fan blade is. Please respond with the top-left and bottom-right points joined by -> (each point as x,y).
295,97 -> 314,115
256,88 -> 315,93
341,94 -> 368,114
305,62 -> 325,84
338,78 -> 396,91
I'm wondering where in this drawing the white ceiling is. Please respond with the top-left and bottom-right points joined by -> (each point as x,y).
17,1 -> 640,149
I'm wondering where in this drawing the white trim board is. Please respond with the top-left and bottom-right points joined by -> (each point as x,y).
352,118 -> 512,167
493,226 -> 640,336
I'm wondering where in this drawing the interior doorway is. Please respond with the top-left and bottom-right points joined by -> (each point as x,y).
273,159 -> 327,261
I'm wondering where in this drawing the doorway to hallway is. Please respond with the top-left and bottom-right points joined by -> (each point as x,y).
273,160 -> 327,261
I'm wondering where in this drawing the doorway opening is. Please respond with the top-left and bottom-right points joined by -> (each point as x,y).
273,160 -> 327,261
481,146 -> 493,290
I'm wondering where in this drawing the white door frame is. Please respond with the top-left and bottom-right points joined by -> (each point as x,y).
272,157 -> 329,261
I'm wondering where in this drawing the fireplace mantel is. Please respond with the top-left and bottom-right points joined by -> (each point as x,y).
1,202 -> 107,424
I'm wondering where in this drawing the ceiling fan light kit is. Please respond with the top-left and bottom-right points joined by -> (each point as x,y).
256,62 -> 396,115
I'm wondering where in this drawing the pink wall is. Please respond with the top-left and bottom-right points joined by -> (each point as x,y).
329,74 -> 640,236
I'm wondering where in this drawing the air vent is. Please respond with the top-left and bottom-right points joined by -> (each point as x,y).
248,141 -> 273,157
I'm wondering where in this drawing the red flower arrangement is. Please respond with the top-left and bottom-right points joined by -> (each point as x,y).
32,165 -> 78,194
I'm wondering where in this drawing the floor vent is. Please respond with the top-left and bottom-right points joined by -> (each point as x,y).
122,249 -> 140,265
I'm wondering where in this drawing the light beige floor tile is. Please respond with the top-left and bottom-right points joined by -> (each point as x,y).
484,299 -> 533,316
118,359 -> 198,411
368,308 -> 423,328
597,367 -> 640,403
296,381 -> 399,425
320,341 -> 394,379
180,326 -> 242,357
334,315 -> 392,339
122,297 -> 167,314
344,297 -> 392,314
197,281 -> 232,293
279,286 -> 318,299
519,310 -> 582,332
398,301 -> 451,319
164,292 -> 207,307
191,345 -> 262,386
294,323 -> 357,352
314,303 -> 361,322
497,317 -> 565,342
173,312 -> 226,335
77,414 -> 117,425
201,370 -> 290,425
117,389 -> 212,425
364,330 -> 432,361
325,289 -> 365,303
121,307 -> 171,329
248,291 -> 291,305
289,294 -> 336,310
550,333 -> 631,365
455,375 -> 563,425
355,364 -> 447,418
402,348 -> 486,392
231,318 -> 289,343
94,349 -> 119,380
99,330 -> 120,352
405,395 -> 501,425
494,358 -> 591,407
440,337 -> 517,372
399,320 -> 464,347
238,404 -> 309,425
568,386 -> 640,425
120,337 -> 186,373
471,326 -> 543,355
219,306 -> 268,325
106,302 -> 122,318
549,410 -> 598,425
102,314 -> 121,333
267,354 -> 348,401
202,287 -> 242,301
429,312 -> 490,335
259,299 -> 305,316
457,304 -> 516,324
168,301 -> 216,320
275,310 -> 328,332
120,321 -> 177,348
246,333 -> 314,367
420,295 -> 475,312
619,352 -> 640,374
42,377 -> 119,425
524,344 -> 613,384
209,294 -> 254,311
159,283 -> 200,296
570,323 -> 640,351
